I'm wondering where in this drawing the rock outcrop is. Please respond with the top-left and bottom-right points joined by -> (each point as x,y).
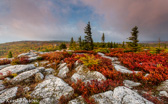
31,75 -> 74,103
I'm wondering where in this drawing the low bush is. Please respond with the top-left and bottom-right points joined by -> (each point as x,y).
11,56 -> 30,65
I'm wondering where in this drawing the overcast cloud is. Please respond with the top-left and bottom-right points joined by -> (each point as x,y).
0,0 -> 168,43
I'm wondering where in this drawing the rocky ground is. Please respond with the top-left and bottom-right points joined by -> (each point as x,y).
0,50 -> 167,104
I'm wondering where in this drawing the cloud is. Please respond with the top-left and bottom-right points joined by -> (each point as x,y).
80,0 -> 168,41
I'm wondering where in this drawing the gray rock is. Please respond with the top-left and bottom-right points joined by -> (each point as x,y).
113,64 -> 140,74
157,80 -> 168,92
23,87 -> 30,92
0,80 -> 3,84
0,64 -> 11,70
44,68 -> 55,75
0,84 -> 5,91
0,87 -> 18,103
71,65 -> 106,83
58,63 -> 67,70
91,91 -> 117,104
159,91 -> 168,97
35,72 -> 44,82
68,96 -> 86,104
113,86 -> 153,104
39,98 -> 58,104
31,75 -> 74,101
123,80 -> 141,88
57,65 -> 69,78
0,64 -> 35,77
12,97 -> 29,104
10,67 -> 44,84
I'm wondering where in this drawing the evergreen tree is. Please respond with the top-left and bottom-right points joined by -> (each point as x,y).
78,36 -> 82,49
59,43 -> 67,49
101,33 -> 105,47
8,51 -> 13,58
70,37 -> 74,49
164,44 -> 167,49
84,22 -> 94,50
127,26 -> 139,52
122,41 -> 125,48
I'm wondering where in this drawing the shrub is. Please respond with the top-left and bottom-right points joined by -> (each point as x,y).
94,48 -> 110,53
75,54 -> 100,67
11,56 -> 29,65
59,43 -> 67,49
0,59 -> 11,65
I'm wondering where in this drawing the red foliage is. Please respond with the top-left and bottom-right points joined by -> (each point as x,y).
71,79 -> 123,103
64,55 -> 78,70
0,59 -> 11,65
11,56 -> 29,65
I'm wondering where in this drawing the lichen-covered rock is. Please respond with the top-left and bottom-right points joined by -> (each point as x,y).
44,68 -> 55,75
123,80 -> 141,88
10,67 -> 44,84
157,80 -> 168,92
58,63 -> 67,70
68,96 -> 86,104
159,91 -> 168,97
35,72 -> 44,82
113,86 -> 153,104
0,64 -> 11,70
57,65 -> 69,78
71,65 -> 106,83
31,75 -> 74,102
91,91 -> 117,104
12,97 -> 29,104
0,87 -> 18,103
39,98 -> 58,104
0,84 -> 5,91
0,64 -> 35,76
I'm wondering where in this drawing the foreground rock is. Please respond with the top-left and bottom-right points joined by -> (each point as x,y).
113,86 -> 153,104
68,96 -> 85,104
10,67 -> 44,84
0,64 -> 35,77
123,80 -> 141,88
31,75 -> 74,103
0,87 -> 18,103
157,80 -> 168,92
71,65 -> 106,83
12,97 -> 29,104
91,91 -> 116,104
0,64 -> 11,70
58,63 -> 69,78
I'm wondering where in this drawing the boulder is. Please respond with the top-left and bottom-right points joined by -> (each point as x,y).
91,91 -> 117,104
35,72 -> 44,82
157,80 -> 168,92
123,80 -> 141,88
0,64 -> 11,70
57,65 -> 69,78
0,87 -> 18,103
71,65 -> 106,83
31,75 -> 74,102
0,64 -> 35,77
10,67 -> 44,84
68,96 -> 86,104
159,91 -> 168,97
58,63 -> 67,70
0,84 -> 5,91
113,86 -> 153,104
12,97 -> 29,104
39,98 -> 58,104
113,64 -> 140,74
44,68 -> 55,75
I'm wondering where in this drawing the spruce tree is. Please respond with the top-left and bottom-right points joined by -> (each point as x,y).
70,37 -> 74,49
78,36 -> 82,49
84,22 -> 94,50
102,33 -> 105,47
127,26 -> 139,52
8,51 -> 13,58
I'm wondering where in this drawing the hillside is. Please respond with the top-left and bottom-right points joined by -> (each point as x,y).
0,49 -> 167,104
0,41 -> 69,58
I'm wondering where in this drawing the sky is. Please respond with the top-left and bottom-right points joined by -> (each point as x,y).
0,0 -> 168,43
